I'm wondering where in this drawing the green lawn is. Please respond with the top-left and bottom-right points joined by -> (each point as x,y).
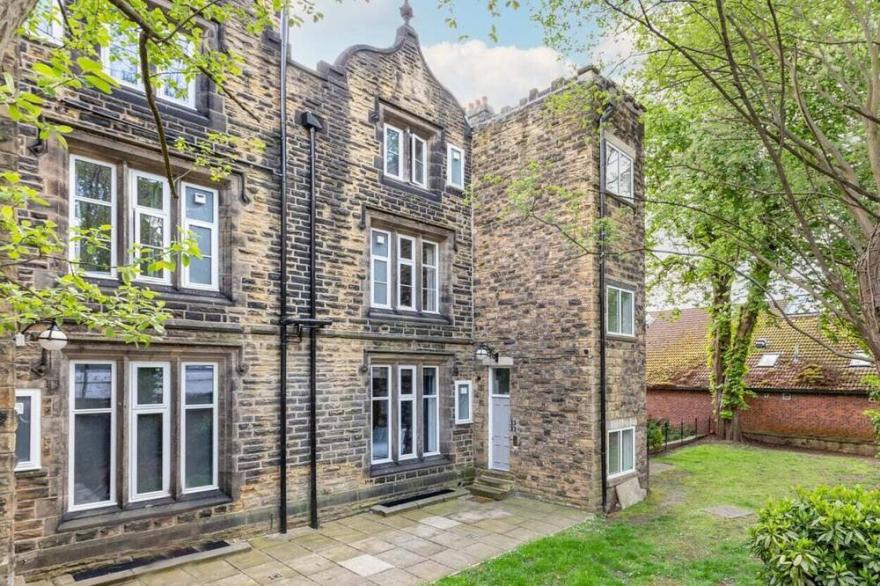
440,442 -> 880,585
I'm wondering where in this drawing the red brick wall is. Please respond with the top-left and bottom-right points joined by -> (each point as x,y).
742,392 -> 875,441
647,388 -> 713,425
648,388 -> 876,447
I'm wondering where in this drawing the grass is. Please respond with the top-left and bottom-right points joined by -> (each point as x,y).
440,442 -> 880,585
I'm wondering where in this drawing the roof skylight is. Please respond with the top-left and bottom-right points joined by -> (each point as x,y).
757,353 -> 781,367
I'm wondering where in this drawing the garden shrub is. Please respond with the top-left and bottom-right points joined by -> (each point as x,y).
750,485 -> 880,585
647,419 -> 664,452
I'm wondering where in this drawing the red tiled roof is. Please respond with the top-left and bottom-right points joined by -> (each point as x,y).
647,308 -> 874,393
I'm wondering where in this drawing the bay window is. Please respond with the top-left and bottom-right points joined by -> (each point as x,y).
68,358 -> 223,514
68,154 -> 221,291
369,228 -> 443,315
370,363 -> 443,466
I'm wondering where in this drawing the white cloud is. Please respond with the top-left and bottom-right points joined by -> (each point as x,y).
590,27 -> 641,83
423,40 -> 574,110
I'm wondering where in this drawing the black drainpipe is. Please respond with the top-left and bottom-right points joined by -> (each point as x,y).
299,110 -> 325,530
598,100 -> 616,513
278,6 -> 290,534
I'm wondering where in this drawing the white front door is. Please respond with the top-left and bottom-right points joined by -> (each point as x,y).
489,367 -> 511,471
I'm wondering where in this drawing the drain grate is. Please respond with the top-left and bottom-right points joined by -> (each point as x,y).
378,488 -> 455,508
71,540 -> 230,581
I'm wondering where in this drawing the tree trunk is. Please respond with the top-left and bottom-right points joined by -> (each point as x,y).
708,271 -> 734,435
0,0 -> 37,60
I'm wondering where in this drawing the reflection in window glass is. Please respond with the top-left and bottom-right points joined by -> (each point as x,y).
371,366 -> 391,462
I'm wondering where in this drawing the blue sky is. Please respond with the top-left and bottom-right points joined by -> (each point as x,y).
290,1 -> 621,109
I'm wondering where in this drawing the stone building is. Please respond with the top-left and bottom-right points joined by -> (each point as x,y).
1,1 -> 645,580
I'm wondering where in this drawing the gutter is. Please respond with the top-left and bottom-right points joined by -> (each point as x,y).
597,101 -> 616,513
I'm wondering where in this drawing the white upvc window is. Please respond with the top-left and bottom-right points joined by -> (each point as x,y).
69,155 -> 117,279
447,144 -> 464,189
421,240 -> 439,313
181,362 -> 219,493
370,229 -> 392,309
129,362 -> 171,502
422,366 -> 440,456
397,235 -> 416,310
14,389 -> 41,472
102,28 -> 142,91
454,379 -> 472,425
605,142 -> 633,201
607,284 -> 635,337
383,124 -> 405,181
29,0 -> 64,45
130,170 -> 171,284
157,42 -> 197,108
370,365 -> 392,464
411,134 -> 428,188
69,361 -> 117,512
608,426 -> 636,478
181,183 -> 219,291
398,366 -> 417,460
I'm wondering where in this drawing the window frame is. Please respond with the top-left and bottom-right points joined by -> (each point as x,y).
130,169 -> 172,285
101,28 -> 198,109
69,154 -> 118,280
604,142 -> 634,201
421,239 -> 439,314
383,124 -> 406,182
128,361 -> 172,503
156,41 -> 198,109
370,228 -> 392,310
370,365 -> 393,465
68,360 -> 118,513
446,144 -> 465,189
410,133 -> 428,188
422,366 -> 440,457
180,182 -> 220,292
29,0 -> 64,45
607,426 -> 636,480
454,379 -> 472,425
397,235 -> 416,311
180,361 -> 220,494
14,389 -> 42,472
397,365 -> 418,461
606,284 -> 636,337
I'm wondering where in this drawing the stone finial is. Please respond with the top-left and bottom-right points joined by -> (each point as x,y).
400,0 -> 413,25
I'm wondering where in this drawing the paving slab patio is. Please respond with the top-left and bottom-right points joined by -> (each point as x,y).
169,495 -> 592,584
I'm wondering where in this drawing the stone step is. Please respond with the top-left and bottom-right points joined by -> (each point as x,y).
468,482 -> 510,500
479,469 -> 513,482
477,474 -> 514,489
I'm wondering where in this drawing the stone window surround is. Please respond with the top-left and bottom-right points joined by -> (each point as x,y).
57,348 -> 233,528
376,101 -> 444,198
60,140 -> 234,301
366,354 -> 453,477
365,208 -> 454,323
604,131 -> 637,206
606,278 -> 638,341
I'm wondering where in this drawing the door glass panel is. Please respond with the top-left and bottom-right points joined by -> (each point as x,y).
184,365 -> 214,405
400,400 -> 414,456
493,368 -> 510,395
73,363 -> 113,410
136,413 -> 163,494
372,399 -> 389,460
184,409 -> 213,488
136,366 -> 165,405
73,413 -> 112,505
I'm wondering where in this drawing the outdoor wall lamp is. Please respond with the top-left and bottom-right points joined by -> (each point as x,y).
475,342 -> 499,363
37,323 -> 68,351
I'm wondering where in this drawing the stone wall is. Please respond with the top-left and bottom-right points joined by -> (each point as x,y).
471,71 -> 646,510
